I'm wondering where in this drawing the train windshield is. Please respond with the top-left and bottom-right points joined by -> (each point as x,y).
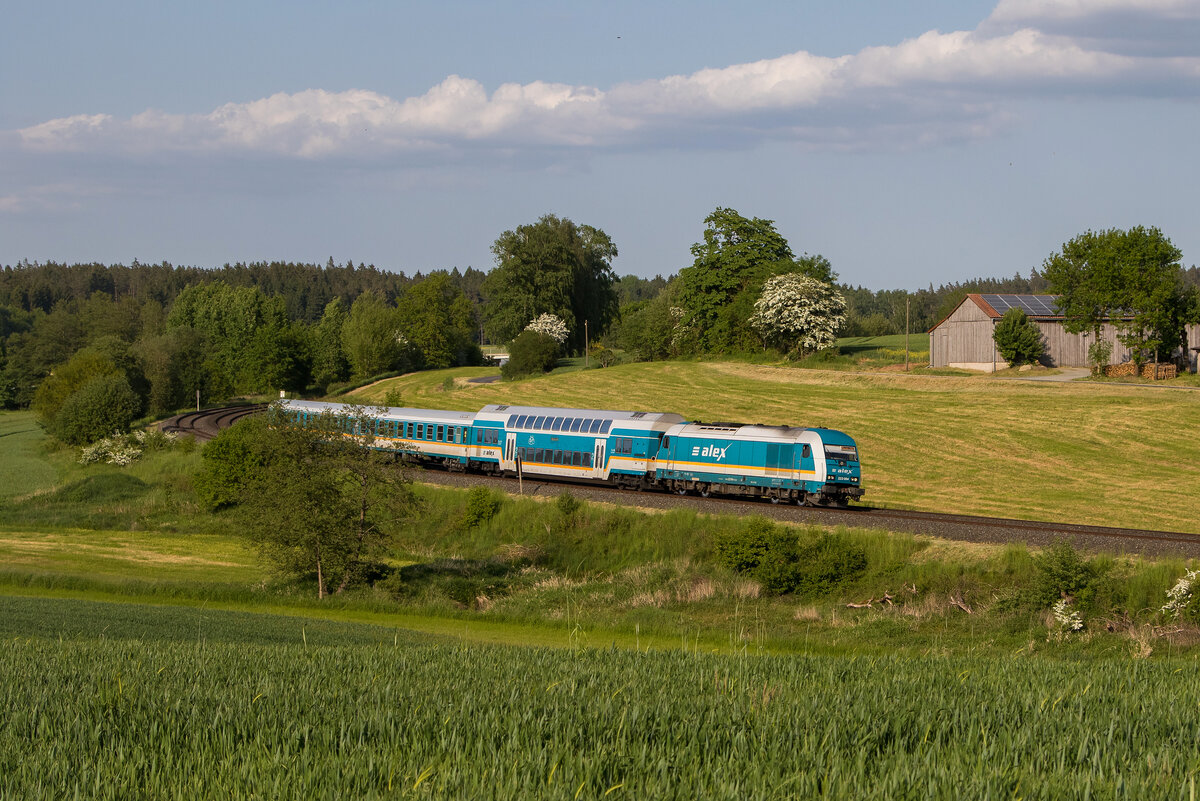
823,444 -> 858,462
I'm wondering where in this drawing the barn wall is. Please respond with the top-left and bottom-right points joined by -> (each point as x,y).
1038,322 -> 1200,369
929,300 -> 1001,370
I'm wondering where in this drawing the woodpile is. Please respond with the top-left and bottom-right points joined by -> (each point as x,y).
1141,363 -> 1176,380
1103,362 -> 1177,380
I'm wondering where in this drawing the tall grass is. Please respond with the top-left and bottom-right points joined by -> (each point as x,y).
3,595 -> 1200,800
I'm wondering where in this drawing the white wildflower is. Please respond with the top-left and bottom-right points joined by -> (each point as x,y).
1162,569 -> 1199,619
1051,598 -> 1084,638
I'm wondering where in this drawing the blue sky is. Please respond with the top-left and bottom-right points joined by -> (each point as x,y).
2,0 -> 1197,289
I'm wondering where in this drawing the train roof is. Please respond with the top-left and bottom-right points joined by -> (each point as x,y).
279,399 -> 475,423
667,421 -> 829,442
475,404 -> 685,430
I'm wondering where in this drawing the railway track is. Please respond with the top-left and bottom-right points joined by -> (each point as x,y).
159,404 -> 267,441
181,404 -> 1200,557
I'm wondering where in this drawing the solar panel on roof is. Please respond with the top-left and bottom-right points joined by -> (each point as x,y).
980,294 -> 1062,318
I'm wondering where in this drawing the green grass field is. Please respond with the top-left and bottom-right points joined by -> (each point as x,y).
350,360 -> 1200,533
4,594 -> 1200,800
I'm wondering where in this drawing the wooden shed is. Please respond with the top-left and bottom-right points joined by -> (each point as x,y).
928,294 -> 1200,372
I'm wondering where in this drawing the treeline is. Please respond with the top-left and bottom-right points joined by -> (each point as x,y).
0,260 -> 490,417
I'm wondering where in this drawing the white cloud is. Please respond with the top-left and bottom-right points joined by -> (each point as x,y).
12,1 -> 1200,162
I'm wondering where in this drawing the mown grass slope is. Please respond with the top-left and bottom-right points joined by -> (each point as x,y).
350,361 -> 1200,533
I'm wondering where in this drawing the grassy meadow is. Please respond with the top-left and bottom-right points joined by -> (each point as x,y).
347,360 -> 1200,533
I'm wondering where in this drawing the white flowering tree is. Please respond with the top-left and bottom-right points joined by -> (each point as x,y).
524,313 -> 570,346
749,274 -> 847,356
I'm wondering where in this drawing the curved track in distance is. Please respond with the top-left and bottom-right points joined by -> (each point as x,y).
187,404 -> 1200,557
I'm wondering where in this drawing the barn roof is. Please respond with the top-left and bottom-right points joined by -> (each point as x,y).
928,294 -> 1063,332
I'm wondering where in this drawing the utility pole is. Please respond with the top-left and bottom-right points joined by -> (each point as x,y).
905,295 -> 910,372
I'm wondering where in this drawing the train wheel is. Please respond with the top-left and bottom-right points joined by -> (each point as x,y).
699,485 -> 711,498
770,496 -> 781,504
676,487 -> 689,496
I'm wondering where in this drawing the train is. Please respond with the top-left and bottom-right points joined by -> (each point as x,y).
277,399 -> 865,507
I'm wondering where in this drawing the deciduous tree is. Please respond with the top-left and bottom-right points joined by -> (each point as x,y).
1041,226 -> 1196,361
483,215 -> 618,352
749,273 -> 846,357
676,208 -> 835,352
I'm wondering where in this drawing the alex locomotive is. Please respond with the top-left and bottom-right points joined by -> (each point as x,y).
278,399 -> 864,507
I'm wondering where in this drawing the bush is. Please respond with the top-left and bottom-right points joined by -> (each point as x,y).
713,517 -> 800,595
194,416 -> 272,511
54,374 -> 140,445
463,487 -> 503,528
1031,541 -> 1106,608
554,490 -> 582,520
792,534 -> 868,597
502,331 -> 560,379
993,308 -> 1045,366
713,521 -> 868,597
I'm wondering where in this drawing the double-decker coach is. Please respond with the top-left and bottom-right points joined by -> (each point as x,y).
474,404 -> 685,487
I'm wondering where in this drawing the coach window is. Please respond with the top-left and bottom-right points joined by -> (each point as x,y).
568,418 -> 581,432
415,423 -> 423,439
436,425 -> 444,441
547,417 -> 559,431
601,421 -> 612,434
571,452 -> 581,467
583,453 -> 593,468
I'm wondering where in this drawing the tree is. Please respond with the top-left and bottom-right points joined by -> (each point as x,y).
501,330 -> 560,379
992,308 -> 1045,366
310,298 -> 351,389
54,374 -> 140,445
396,272 -> 480,369
482,215 -> 618,352
749,274 -> 847,357
524,313 -> 569,346
198,406 -> 416,598
341,292 -> 412,379
31,349 -> 124,432
676,207 -> 835,352
1041,226 -> 1196,362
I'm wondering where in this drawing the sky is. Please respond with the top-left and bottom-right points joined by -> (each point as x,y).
2,0 -> 1198,290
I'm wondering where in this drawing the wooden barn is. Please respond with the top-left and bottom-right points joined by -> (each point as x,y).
928,294 -> 1200,372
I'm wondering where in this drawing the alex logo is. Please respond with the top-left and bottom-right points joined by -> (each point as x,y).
691,444 -> 728,461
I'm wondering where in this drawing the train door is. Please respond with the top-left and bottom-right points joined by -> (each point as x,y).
594,442 -> 606,478
502,433 -> 517,472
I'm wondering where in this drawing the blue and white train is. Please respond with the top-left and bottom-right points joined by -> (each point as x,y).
278,399 -> 864,506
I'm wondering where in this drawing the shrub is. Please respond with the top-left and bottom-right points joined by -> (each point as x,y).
54,374 -> 140,445
713,517 -> 801,595
554,490 -> 581,520
791,534 -> 868,597
463,487 -> 503,528
194,416 -> 272,511
502,331 -> 560,379
993,308 -> 1045,366
1031,541 -> 1106,608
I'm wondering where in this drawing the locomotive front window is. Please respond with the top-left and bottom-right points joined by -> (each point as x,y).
801,444 -> 811,459
824,445 -> 858,461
